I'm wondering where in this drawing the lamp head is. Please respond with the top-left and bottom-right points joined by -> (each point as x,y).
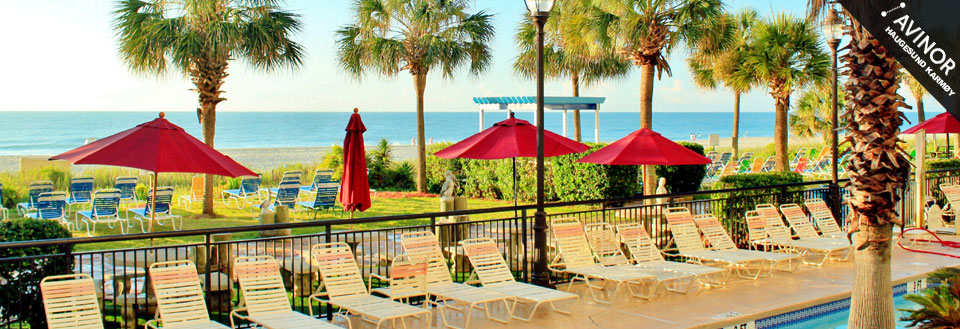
524,0 -> 555,16
822,7 -> 844,46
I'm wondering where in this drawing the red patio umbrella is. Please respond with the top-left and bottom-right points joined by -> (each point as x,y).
578,129 -> 710,194
339,109 -> 371,223
903,112 -> 960,156
51,112 -> 256,233
434,113 -> 589,208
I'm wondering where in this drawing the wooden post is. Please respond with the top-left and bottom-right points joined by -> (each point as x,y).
212,233 -> 233,277
594,107 -> 600,143
916,129 -> 926,228
562,109 -> 568,137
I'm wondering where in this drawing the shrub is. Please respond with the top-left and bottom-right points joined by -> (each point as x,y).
426,142 -> 463,193
385,161 -> 416,191
927,159 -> 960,171
135,183 -> 149,200
319,145 -> 345,180
0,219 -> 73,328
713,172 -> 805,245
655,142 -> 707,193
552,144 -> 640,202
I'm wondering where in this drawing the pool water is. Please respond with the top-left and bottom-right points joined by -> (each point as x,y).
779,295 -> 919,329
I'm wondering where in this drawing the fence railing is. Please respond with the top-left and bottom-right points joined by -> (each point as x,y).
0,169 -> 953,328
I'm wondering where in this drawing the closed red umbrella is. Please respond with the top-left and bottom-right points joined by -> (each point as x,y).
578,128 -> 711,165
339,108 -> 371,217
51,112 -> 256,232
434,113 -> 589,209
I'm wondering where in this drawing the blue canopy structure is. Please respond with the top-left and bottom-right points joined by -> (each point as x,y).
472,96 -> 606,142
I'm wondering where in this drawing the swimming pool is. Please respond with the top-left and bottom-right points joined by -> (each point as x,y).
777,295 -> 918,329
723,279 -> 928,329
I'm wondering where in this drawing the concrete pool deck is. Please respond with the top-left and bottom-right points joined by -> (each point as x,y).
442,234 -> 960,329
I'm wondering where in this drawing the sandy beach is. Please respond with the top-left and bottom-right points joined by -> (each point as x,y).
0,136 -> 832,173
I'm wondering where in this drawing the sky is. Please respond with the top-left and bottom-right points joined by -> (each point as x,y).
0,0 -> 944,114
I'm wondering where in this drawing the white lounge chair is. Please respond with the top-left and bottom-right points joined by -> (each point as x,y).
663,207 -> 767,280
147,261 -> 232,329
41,274 -> 104,329
584,223 -> 697,295
751,207 -> 852,266
615,223 -> 729,287
692,213 -> 801,275
460,237 -> 577,321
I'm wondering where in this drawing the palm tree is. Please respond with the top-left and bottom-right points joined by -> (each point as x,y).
580,0 -> 723,195
807,2 -> 911,327
789,84 -> 846,143
513,3 -> 630,142
687,9 -> 759,159
335,0 -> 495,193
114,0 -> 305,216
742,13 -> 829,171
902,268 -> 960,328
902,71 -> 928,122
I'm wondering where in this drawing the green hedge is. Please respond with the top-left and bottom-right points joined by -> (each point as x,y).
927,159 -> 960,171
0,219 -> 73,328
654,142 -> 708,193
713,172 -> 805,245
552,144 -> 640,202
426,143 -> 636,202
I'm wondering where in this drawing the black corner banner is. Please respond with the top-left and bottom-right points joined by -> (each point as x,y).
839,0 -> 960,118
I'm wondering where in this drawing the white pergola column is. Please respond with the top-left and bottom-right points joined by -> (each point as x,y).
534,109 -> 539,127
562,109 -> 568,137
479,108 -> 485,132
594,107 -> 600,143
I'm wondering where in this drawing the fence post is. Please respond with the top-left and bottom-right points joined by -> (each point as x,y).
829,183 -> 842,227
521,208 -> 529,283
430,216 -> 436,235
204,234 -> 212,312
61,243 -> 73,274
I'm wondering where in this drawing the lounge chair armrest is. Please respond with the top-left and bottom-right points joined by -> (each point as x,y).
333,313 -> 354,329
368,273 -> 390,292
307,292 -> 330,317
145,319 -> 161,329
547,262 -> 566,274
229,308 -> 250,329
463,270 -> 481,285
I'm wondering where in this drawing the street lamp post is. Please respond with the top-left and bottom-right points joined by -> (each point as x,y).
822,7 -> 844,222
524,0 -> 554,287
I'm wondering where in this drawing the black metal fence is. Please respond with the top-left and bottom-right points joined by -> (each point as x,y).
0,169 -> 951,328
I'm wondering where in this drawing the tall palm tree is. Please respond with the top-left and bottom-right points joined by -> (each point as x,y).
579,0 -> 723,195
741,13 -> 829,171
513,4 -> 630,142
808,2 -> 910,327
114,0 -> 305,216
902,71 -> 928,122
336,0 -> 495,193
687,9 -> 759,159
789,84 -> 846,143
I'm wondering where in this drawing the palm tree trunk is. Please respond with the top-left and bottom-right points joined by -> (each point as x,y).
572,72 -> 581,142
192,59 -> 227,217
732,92 -> 741,160
917,97 -> 925,122
413,72 -> 428,192
639,63 -> 655,196
844,31 -> 905,329
774,95 -> 789,171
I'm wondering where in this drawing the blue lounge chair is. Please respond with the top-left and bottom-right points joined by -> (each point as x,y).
128,187 -> 181,233
77,189 -> 122,236
115,176 -> 139,204
300,169 -> 334,194
16,180 -> 54,216
297,182 -> 340,220
0,183 -> 7,220
255,181 -> 301,214
262,171 -> 302,197
66,177 -> 95,209
25,192 -> 69,229
222,176 -> 262,208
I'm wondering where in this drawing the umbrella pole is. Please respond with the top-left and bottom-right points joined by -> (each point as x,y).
513,157 -> 518,218
148,172 -> 157,233
349,210 -> 354,230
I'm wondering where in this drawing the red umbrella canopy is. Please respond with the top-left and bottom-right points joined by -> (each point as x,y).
902,112 -> 960,134
50,113 -> 256,177
577,128 -> 712,166
433,115 -> 589,159
339,109 -> 371,212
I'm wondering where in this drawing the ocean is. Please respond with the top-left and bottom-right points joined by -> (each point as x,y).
0,111 -> 932,156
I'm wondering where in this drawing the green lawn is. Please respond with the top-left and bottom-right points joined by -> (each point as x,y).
34,192 -> 592,252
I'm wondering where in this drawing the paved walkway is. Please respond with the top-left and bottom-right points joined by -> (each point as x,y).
448,234 -> 960,329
